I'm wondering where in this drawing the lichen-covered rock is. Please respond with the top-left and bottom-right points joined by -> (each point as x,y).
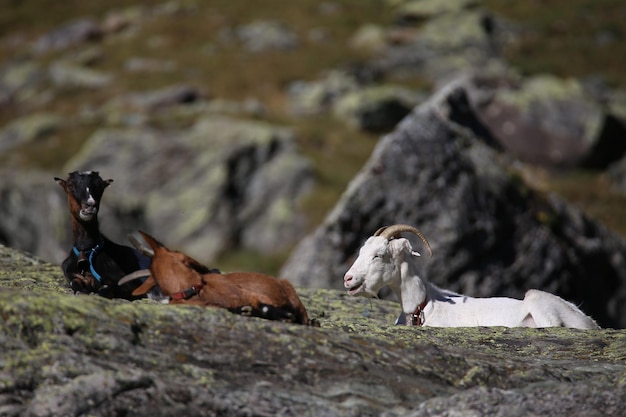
103,84 -> 204,113
0,113 -> 63,152
394,0 -> 479,22
349,24 -> 387,53
333,85 -> 422,132
62,115 -> 313,262
287,70 -> 361,115
281,79 -> 626,329
48,61 -> 112,89
473,74 -> 626,168
375,10 -> 507,82
0,61 -> 46,107
0,171 -> 68,263
0,246 -> 625,416
608,156 -> 626,194
222,20 -> 299,52
32,18 -> 102,54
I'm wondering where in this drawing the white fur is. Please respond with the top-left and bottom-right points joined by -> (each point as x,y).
344,236 -> 599,329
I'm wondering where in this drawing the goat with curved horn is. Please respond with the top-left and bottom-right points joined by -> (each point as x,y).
344,224 -> 598,328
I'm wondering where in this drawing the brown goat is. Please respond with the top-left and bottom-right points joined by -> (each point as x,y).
128,231 -> 315,325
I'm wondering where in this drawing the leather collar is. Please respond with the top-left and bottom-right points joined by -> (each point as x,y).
410,299 -> 428,326
170,282 -> 205,300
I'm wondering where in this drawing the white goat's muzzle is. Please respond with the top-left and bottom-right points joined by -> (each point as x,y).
344,273 -> 366,296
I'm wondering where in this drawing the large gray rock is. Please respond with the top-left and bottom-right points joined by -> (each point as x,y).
32,18 -> 102,54
375,9 -> 509,82
49,61 -> 112,89
608,156 -> 626,194
287,70 -> 361,115
0,61 -> 46,107
333,85 -> 422,133
0,113 -> 63,152
471,74 -> 626,168
394,0 -> 479,22
0,171 -> 68,262
221,20 -> 299,52
64,115 -> 313,263
280,80 -> 626,329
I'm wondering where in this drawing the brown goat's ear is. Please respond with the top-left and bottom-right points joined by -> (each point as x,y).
131,275 -> 156,296
138,231 -> 165,252
54,177 -> 68,192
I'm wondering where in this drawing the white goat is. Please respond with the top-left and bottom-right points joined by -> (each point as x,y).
343,224 -> 599,329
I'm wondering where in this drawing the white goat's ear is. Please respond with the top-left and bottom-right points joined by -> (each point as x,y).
411,250 -> 421,257
391,239 -> 418,259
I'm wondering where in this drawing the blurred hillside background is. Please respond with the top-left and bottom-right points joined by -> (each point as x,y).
0,0 -> 625,276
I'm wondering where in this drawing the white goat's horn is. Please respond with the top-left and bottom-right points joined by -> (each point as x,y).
373,226 -> 389,237
118,269 -> 151,285
374,224 -> 432,258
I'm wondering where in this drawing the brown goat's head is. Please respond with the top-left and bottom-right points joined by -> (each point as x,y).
55,171 -> 113,223
132,231 -> 214,297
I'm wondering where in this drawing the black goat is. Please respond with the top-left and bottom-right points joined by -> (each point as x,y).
55,171 -> 150,299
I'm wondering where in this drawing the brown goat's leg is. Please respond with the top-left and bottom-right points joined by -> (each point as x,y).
230,304 -> 295,322
258,304 -> 296,322
277,280 -> 311,325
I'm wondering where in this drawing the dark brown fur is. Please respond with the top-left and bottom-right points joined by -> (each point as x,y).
55,171 -> 150,298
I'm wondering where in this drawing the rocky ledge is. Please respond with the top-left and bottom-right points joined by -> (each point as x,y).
1,243 -> 624,417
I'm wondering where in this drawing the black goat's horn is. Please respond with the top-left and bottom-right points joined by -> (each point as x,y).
118,269 -> 151,286
128,233 -> 155,258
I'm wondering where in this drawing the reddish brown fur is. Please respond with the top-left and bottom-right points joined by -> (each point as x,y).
133,231 -> 312,325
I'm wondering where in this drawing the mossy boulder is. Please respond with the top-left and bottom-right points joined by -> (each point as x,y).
49,61 -> 112,90
333,85 -> 422,132
0,61 -> 45,106
0,113 -> 63,152
0,171 -> 68,262
287,70 -> 361,115
393,0 -> 479,22
62,115 -> 313,263
0,244 -> 625,416
376,9 -> 506,82
474,74 -> 626,168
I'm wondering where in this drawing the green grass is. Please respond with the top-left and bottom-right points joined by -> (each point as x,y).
545,171 -> 626,236
483,0 -> 626,87
482,0 -> 626,238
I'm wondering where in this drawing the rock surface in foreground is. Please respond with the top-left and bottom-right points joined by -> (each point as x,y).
0,244 -> 625,416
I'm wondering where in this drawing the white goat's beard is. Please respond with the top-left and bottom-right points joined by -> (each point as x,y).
348,282 -> 378,298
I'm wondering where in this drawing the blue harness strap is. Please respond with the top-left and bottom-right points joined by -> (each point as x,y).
72,239 -> 104,282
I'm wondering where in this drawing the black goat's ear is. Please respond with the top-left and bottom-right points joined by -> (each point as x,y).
54,177 -> 68,192
104,179 -> 113,187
